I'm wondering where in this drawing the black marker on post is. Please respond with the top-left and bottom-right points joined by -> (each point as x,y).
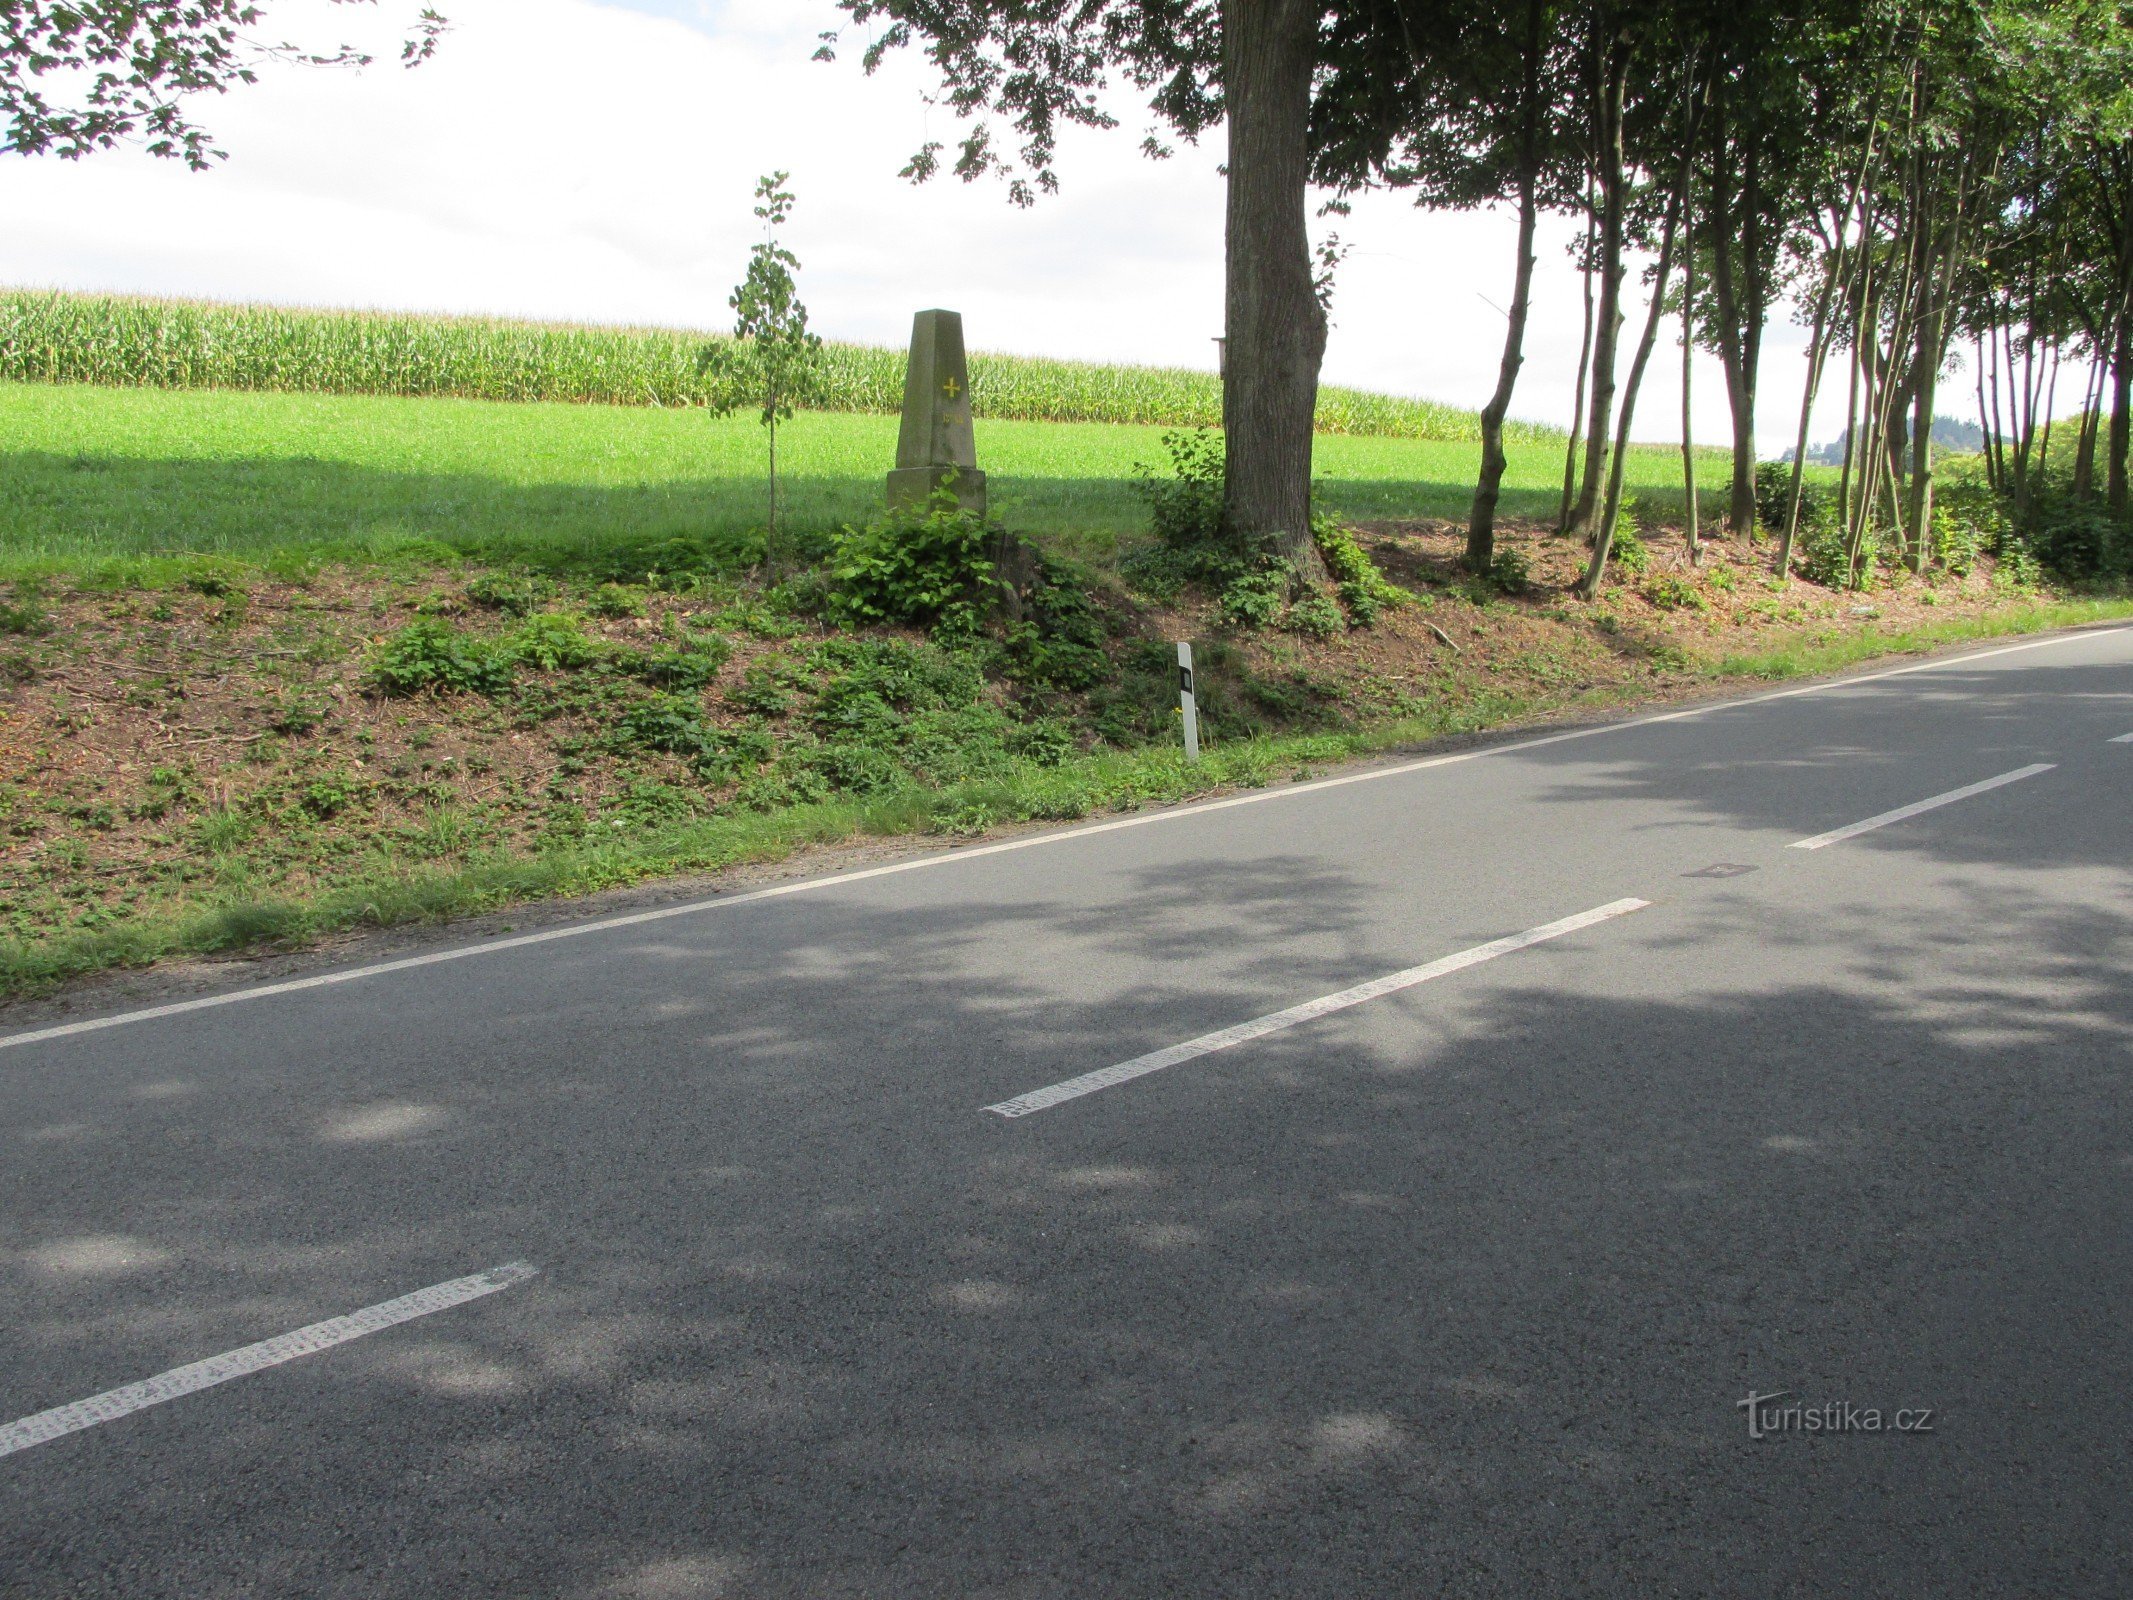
1177,641 -> 1200,761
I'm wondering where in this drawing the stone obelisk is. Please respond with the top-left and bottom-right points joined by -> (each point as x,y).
887,309 -> 986,518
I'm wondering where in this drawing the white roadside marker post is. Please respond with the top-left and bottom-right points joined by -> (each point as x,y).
1177,641 -> 1200,762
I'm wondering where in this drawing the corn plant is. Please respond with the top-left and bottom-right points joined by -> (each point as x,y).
0,289 -> 1560,445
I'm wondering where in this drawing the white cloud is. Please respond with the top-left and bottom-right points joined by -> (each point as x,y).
0,0 -> 1856,450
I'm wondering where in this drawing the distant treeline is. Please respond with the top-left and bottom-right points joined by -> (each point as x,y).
1784,417 -> 1987,465
0,290 -> 1559,446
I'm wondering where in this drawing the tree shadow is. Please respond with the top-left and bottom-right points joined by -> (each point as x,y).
1497,655 -> 2133,874
4,856 -> 2130,1593
0,449 -> 1540,570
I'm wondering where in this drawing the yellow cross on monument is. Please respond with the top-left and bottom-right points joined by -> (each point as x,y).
942,376 -> 962,399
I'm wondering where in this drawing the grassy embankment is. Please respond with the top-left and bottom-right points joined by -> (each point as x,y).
1,292 -> 2124,1001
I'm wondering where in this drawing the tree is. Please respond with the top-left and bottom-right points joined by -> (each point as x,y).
706,172 -> 826,572
822,0 -> 1380,578
2,2 -> 446,169
1316,0 -> 1577,572
1687,0 -> 1844,540
1580,25 -> 1704,596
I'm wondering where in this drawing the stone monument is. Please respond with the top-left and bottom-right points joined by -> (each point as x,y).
887,309 -> 986,518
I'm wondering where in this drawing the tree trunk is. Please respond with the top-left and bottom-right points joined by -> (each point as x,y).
1705,116 -> 1765,538
1466,0 -> 1544,574
2112,282 -> 2133,520
1681,225 -> 1698,557
767,411 -> 780,571
1777,210 -> 1852,577
1708,217 -> 1759,535
1222,0 -> 1327,577
2035,342 -> 2062,480
2073,346 -> 2103,500
1581,90 -> 1696,600
1570,42 -> 1628,539
1680,67 -> 1702,560
1558,185 -> 1598,534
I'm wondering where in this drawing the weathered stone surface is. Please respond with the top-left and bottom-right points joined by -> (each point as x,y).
888,309 -> 986,517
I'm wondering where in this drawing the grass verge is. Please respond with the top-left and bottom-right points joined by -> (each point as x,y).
7,588 -> 2126,1005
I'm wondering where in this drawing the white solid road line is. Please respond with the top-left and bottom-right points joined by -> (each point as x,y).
1787,763 -> 2057,852
984,898 -> 1652,1118
0,1262 -> 537,1461
2112,732 -> 2133,743
3,624 -> 2123,1056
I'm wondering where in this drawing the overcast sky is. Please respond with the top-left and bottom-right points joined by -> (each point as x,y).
0,0 -> 1870,451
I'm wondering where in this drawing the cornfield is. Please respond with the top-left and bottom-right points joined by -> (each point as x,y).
0,290 -> 1560,445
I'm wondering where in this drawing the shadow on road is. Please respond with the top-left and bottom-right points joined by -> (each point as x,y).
5,850 -> 2132,1595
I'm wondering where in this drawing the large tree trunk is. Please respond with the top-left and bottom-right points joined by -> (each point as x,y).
1708,199 -> 1758,533
1705,113 -> 1766,538
1466,0 -> 1545,574
1569,41 -> 1628,538
1223,0 -> 1327,577
1737,153 -> 1766,536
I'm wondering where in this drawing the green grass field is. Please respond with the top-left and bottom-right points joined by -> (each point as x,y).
0,381 -> 1721,574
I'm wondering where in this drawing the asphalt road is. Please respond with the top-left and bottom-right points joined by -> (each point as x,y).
4,624 -> 2131,1598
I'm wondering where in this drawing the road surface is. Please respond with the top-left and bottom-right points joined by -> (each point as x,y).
4,624 -> 2131,1597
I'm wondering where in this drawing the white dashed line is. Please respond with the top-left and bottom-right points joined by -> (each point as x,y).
0,1262 -> 537,1460
2111,732 -> 2133,743
984,899 -> 1651,1118
1787,764 -> 2057,851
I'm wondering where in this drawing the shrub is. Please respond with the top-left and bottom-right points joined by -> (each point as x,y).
1005,557 -> 1111,689
1797,515 -> 1857,588
1931,506 -> 1979,578
299,772 -> 361,820
1609,521 -> 1651,577
464,572 -> 544,616
727,661 -> 796,717
828,497 -> 996,637
370,620 -> 514,696
507,612 -> 601,671
2026,497 -> 2123,583
0,598 -> 51,636
1991,541 -> 2041,594
1312,513 -> 1410,620
1486,547 -> 1532,595
1133,429 -> 1227,550
1217,564 -> 1289,630
608,779 -> 697,828
179,559 -> 248,598
1285,590 -> 1346,638
637,638 -> 731,689
268,693 -> 330,735
1753,461 -> 1795,532
779,738 -> 904,797
614,693 -> 715,758
589,583 -> 649,619
1644,573 -> 1705,612
1007,718 -> 1076,765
